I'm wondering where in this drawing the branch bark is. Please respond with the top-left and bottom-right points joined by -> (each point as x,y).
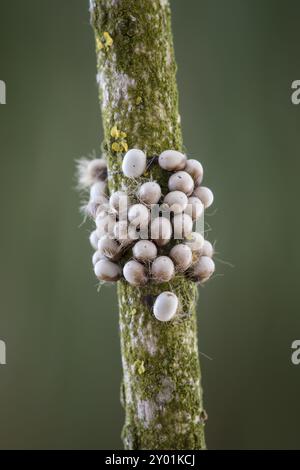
91,0 -> 206,450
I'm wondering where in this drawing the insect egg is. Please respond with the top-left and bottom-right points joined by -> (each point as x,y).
150,217 -> 172,246
122,149 -> 146,178
193,186 -> 214,209
158,150 -> 187,171
138,182 -> 162,205
123,260 -> 148,286
94,259 -> 122,282
163,191 -> 188,214
201,240 -> 214,258
89,230 -> 99,250
192,256 -> 215,283
184,159 -> 203,186
98,235 -> 121,261
169,244 -> 193,272
109,191 -> 129,217
153,292 -> 179,322
128,204 -> 150,227
92,250 -> 103,266
173,213 -> 193,239
151,256 -> 175,282
187,196 -> 204,221
95,213 -> 116,238
90,181 -> 107,201
184,232 -> 205,252
168,171 -> 194,195
132,240 -> 157,262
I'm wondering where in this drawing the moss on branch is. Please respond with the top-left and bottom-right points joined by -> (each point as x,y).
91,0 -> 206,449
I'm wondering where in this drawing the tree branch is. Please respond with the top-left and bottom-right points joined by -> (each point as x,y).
91,0 -> 206,450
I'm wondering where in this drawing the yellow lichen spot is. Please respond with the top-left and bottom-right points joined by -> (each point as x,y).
103,31 -> 113,48
112,142 -> 122,153
134,360 -> 145,375
131,308 -> 137,316
120,141 -> 128,152
110,125 -> 128,153
96,36 -> 104,51
136,96 -> 142,105
110,125 -> 120,138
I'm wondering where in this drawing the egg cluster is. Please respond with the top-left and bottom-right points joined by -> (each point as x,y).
78,149 -> 215,322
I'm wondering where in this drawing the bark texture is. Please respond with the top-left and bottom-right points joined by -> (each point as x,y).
91,0 -> 206,449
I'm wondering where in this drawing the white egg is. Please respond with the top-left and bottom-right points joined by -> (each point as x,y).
193,186 -> 214,209
90,194 -> 108,209
184,232 -> 205,252
173,213 -> 193,239
89,230 -> 99,250
122,149 -> 146,178
109,191 -> 129,216
184,159 -> 203,186
151,256 -> 175,282
153,292 -> 179,322
169,244 -> 193,272
192,256 -> 215,283
187,196 -> 204,221
138,182 -> 161,205
114,220 -> 127,240
90,181 -> 107,201
132,240 -> 157,262
168,171 -> 194,195
127,224 -> 143,241
94,259 -> 121,282
98,235 -> 120,261
158,150 -> 187,171
201,240 -> 214,258
163,191 -> 188,214
95,213 -> 116,237
150,217 -> 172,246
84,201 -> 102,219
128,204 -> 150,227
123,260 -> 147,286
92,251 -> 103,266
113,220 -> 137,244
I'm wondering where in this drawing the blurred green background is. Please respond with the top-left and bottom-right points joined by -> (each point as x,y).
0,0 -> 300,449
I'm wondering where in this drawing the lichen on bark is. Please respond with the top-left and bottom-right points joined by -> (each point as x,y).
91,0 -> 206,449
